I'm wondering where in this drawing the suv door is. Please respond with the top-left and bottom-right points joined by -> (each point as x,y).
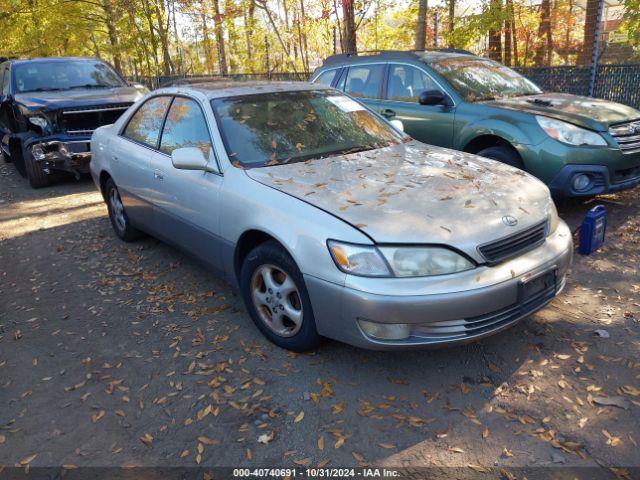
114,95 -> 172,231
339,64 -> 386,113
152,95 -> 224,272
382,64 -> 455,147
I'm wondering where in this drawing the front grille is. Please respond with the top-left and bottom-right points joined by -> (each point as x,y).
411,278 -> 558,340
609,120 -> 640,154
615,165 -> 640,183
61,103 -> 132,135
478,221 -> 547,265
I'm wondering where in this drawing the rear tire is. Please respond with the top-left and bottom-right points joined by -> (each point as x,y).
104,178 -> 143,241
240,241 -> 321,352
477,145 -> 525,170
22,144 -> 49,188
0,147 -> 11,163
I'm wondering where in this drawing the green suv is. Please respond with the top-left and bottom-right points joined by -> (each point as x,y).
311,50 -> 640,197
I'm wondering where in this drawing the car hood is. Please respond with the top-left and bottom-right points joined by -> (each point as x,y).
246,142 -> 552,256
14,86 -> 145,112
483,93 -> 640,131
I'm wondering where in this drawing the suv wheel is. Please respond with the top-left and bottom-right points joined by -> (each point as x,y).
477,145 -> 525,170
22,144 -> 49,188
104,178 -> 143,241
240,241 -> 321,352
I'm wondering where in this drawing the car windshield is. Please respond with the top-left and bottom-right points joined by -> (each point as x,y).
13,60 -> 124,93
211,90 -> 404,168
430,57 -> 542,101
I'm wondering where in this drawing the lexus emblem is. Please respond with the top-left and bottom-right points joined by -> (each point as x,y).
502,215 -> 518,227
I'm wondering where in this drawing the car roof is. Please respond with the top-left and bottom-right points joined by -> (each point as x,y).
319,49 -> 476,68
5,56 -> 106,66
157,81 -> 332,99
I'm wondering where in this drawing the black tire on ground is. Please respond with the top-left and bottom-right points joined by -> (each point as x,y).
1,147 -> 11,163
240,240 -> 322,352
22,143 -> 50,188
104,178 -> 144,242
476,145 -> 525,170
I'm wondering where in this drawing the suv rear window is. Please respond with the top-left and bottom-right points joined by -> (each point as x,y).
314,70 -> 338,87
344,65 -> 384,99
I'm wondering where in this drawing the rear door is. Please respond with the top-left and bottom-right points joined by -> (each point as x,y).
339,64 -> 386,113
113,95 -> 172,231
381,64 -> 455,147
151,95 -> 225,272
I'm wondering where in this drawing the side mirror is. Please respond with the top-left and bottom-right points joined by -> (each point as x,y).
419,90 -> 452,107
389,119 -> 404,132
171,147 -> 216,173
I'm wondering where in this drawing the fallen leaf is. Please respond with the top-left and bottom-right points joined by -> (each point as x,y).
19,454 -> 37,465
258,432 -> 275,444
140,433 -> 153,446
378,443 -> 396,449
294,411 -> 304,423
593,396 -> 630,410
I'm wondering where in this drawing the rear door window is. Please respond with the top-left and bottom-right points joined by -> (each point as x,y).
387,64 -> 439,102
344,65 -> 385,99
159,97 -> 212,157
314,69 -> 339,87
122,96 -> 172,148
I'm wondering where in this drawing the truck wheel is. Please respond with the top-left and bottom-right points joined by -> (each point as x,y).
104,178 -> 143,241
240,241 -> 321,352
0,148 -> 11,163
477,145 -> 525,171
22,144 -> 49,188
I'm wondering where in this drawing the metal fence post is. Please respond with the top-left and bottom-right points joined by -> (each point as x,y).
333,26 -> 337,55
265,36 -> 271,80
588,0 -> 605,97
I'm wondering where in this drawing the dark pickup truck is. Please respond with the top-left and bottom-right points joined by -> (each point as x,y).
0,57 -> 147,187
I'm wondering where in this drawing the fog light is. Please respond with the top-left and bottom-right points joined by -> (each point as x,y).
572,173 -> 591,192
31,144 -> 46,160
357,319 -> 411,341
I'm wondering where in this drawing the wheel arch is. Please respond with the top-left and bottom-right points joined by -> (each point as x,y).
234,229 -> 295,282
99,170 -> 113,200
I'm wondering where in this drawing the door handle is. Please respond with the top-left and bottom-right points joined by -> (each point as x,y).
381,109 -> 396,118
154,169 -> 164,181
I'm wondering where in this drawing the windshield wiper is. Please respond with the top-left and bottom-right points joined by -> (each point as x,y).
23,87 -> 64,92
68,84 -> 114,90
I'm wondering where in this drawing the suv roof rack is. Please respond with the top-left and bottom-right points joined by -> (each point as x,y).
321,48 -> 474,67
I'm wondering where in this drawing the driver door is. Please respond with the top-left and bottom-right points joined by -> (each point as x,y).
381,64 -> 455,148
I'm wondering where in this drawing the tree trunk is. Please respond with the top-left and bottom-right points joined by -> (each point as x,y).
447,0 -> 455,47
487,0 -> 502,62
578,0 -> 600,65
101,0 -> 122,73
201,9 -> 214,74
415,0 -> 428,50
212,0 -> 228,75
510,0 -> 518,66
504,0 -> 512,65
341,0 -> 357,53
533,0 -> 552,66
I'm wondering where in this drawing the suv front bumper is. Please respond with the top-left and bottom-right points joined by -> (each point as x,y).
24,134 -> 92,176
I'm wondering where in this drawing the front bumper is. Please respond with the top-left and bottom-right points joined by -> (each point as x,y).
522,138 -> 640,197
305,221 -> 573,350
24,134 -> 92,175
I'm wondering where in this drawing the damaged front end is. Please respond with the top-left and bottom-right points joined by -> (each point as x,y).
16,103 -> 131,178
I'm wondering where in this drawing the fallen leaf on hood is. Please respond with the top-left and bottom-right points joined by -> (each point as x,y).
294,411 -> 304,423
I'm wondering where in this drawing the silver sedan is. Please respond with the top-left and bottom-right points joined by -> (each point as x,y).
90,82 -> 573,351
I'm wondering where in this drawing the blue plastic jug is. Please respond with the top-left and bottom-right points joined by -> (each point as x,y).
579,205 -> 606,255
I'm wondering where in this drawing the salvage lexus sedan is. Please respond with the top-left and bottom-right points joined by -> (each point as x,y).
90,82 -> 573,351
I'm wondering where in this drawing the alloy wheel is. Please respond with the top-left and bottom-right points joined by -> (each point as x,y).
250,264 -> 303,337
109,187 -> 126,233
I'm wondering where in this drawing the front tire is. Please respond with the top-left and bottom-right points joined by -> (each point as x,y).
240,241 -> 321,352
22,144 -> 49,188
104,178 -> 143,241
477,145 -> 525,170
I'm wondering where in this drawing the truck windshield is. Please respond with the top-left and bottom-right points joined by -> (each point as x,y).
430,57 -> 542,102
13,60 -> 125,93
212,90 -> 405,168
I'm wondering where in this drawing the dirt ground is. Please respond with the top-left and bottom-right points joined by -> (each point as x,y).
0,161 -> 639,479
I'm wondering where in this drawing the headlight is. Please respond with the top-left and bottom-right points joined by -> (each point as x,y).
327,241 -> 391,277
379,246 -> 474,277
536,116 -> 606,146
28,116 -> 51,133
547,201 -> 559,235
